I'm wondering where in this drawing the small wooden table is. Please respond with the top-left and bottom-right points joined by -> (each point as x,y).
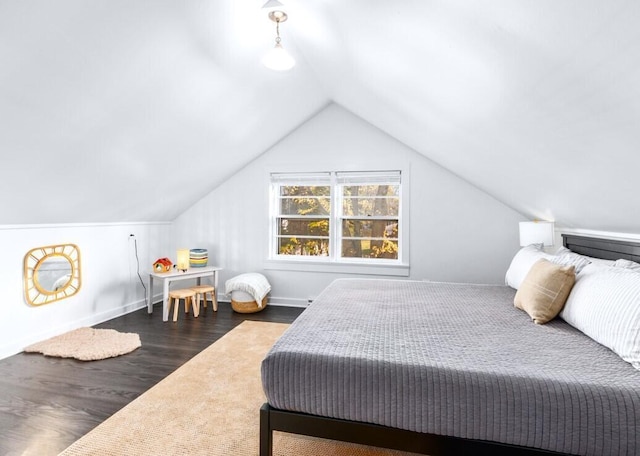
147,266 -> 222,322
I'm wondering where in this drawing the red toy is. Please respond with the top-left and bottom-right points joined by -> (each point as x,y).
153,257 -> 173,273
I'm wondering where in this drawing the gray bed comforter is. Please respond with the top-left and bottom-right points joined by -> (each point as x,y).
261,278 -> 640,456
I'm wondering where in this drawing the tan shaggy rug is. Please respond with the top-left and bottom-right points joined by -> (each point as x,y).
58,321 -> 418,456
24,327 -> 141,361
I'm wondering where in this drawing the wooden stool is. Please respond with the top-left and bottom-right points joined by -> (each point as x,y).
190,285 -> 218,313
168,289 -> 199,322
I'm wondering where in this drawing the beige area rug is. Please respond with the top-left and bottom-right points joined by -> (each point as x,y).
24,327 -> 141,361
59,321 -> 417,456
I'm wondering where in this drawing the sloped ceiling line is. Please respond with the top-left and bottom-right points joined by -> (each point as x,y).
0,0 -> 638,233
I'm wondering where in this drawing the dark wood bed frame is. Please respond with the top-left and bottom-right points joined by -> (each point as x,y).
562,233 -> 640,262
259,233 -> 640,456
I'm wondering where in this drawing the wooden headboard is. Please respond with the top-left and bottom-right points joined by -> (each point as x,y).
562,234 -> 640,263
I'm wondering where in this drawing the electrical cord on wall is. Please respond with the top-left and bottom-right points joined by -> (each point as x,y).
132,236 -> 147,296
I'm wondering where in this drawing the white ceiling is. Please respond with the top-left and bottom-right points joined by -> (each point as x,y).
1,0 -> 639,231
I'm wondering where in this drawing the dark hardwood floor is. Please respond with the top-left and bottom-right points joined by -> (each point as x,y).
0,302 -> 304,456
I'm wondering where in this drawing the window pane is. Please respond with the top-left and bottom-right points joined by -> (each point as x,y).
279,186 -> 331,216
341,220 -> 398,240
341,239 -> 398,259
280,185 -> 330,197
341,219 -> 399,259
279,198 -> 331,216
342,197 -> 399,217
278,218 -> 329,237
342,184 -> 399,197
278,237 -> 329,256
342,185 -> 399,216
272,172 -> 402,263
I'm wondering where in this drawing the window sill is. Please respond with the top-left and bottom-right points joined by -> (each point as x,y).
264,258 -> 410,277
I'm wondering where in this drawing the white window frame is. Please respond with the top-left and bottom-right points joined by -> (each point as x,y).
335,171 -> 402,265
270,172 -> 332,260
267,170 -> 409,276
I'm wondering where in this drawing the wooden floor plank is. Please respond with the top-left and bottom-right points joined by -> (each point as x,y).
0,302 -> 303,456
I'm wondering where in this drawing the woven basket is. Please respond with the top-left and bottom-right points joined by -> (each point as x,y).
231,296 -> 268,314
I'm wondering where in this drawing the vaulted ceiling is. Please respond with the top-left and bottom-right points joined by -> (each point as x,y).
1,0 -> 639,232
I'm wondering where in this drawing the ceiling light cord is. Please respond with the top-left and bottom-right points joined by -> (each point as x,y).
275,19 -> 281,45
262,10 -> 295,71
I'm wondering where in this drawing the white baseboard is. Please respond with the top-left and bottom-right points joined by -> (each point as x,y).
0,297 -> 149,361
218,294 -> 308,308
267,296 -> 309,307
1,293 -> 306,360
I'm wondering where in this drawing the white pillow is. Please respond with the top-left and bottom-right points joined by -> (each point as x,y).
614,259 -> 640,271
505,245 -> 553,289
551,249 -> 592,274
553,246 -> 572,256
554,246 -> 615,268
560,264 -> 640,370
588,257 -> 617,267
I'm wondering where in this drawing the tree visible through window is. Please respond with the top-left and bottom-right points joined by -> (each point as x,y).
271,171 -> 401,262
340,183 -> 399,259
277,184 -> 331,256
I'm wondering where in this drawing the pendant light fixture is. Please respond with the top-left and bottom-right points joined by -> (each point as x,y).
262,10 -> 295,71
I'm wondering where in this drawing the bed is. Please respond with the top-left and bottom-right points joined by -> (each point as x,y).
259,234 -> 640,456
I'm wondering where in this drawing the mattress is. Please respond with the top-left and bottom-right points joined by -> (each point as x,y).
261,278 -> 640,456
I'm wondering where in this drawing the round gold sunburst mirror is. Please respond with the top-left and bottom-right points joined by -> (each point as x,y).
24,244 -> 81,306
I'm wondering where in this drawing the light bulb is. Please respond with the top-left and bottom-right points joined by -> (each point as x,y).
262,42 -> 295,71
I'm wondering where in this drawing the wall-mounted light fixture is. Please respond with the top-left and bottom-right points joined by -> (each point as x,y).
262,10 -> 295,71
519,221 -> 555,247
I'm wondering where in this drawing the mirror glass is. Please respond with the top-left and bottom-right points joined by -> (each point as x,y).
35,256 -> 72,292
24,244 -> 81,306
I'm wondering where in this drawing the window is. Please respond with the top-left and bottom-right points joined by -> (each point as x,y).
270,171 -> 402,264
272,173 -> 331,257
337,172 -> 400,261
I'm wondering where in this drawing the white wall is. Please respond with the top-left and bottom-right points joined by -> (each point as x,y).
173,104 -> 526,305
0,104 -> 534,361
0,222 -> 170,359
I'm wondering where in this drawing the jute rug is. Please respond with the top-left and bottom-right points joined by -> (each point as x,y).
24,327 -> 141,361
59,321 -> 417,456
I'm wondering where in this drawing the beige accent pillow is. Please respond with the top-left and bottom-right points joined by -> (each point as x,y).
514,259 -> 576,324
